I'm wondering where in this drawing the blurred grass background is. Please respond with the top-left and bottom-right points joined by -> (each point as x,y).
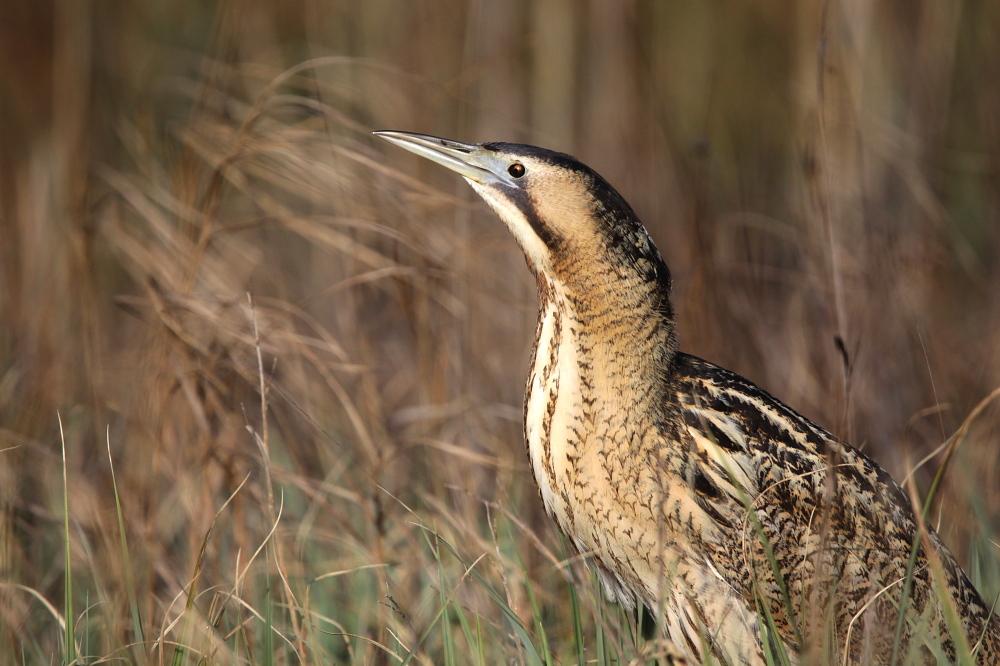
1,1 -> 998,663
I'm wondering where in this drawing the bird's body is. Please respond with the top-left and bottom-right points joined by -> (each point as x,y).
375,131 -> 1000,664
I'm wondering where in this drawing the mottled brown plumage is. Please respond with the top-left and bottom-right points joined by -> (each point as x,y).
375,131 -> 1000,664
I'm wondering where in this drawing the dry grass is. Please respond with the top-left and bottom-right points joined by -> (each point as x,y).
0,2 -> 998,663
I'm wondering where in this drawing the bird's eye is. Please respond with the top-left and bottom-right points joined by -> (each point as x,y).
508,163 -> 526,178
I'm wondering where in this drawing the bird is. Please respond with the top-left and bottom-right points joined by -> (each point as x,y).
373,130 -> 1000,665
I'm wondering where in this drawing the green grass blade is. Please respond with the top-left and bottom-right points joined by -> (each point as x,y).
566,567 -> 585,666
475,612 -> 486,666
58,414 -> 76,666
106,427 -> 145,658
450,568 -> 479,664
594,577 -> 607,666
436,543 -> 456,666
263,572 -> 274,666
888,530 -> 924,666
513,547 -> 550,664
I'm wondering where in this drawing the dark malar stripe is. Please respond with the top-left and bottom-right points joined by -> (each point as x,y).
505,186 -> 562,250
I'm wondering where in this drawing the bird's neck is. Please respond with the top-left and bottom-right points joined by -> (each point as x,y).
546,253 -> 677,386
527,265 -> 678,443
523,265 -> 677,537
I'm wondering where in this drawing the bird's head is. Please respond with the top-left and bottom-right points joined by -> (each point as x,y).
374,131 -> 673,318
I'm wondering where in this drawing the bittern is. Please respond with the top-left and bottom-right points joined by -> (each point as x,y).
374,131 -> 1000,664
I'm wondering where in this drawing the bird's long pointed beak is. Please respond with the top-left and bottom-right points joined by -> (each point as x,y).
372,131 -> 507,186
